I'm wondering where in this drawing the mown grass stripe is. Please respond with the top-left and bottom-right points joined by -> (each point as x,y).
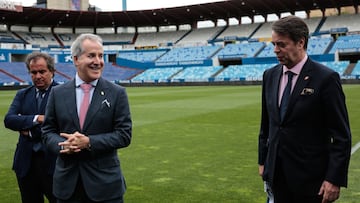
351,141 -> 360,155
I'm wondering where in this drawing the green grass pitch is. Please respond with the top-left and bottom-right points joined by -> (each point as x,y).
0,85 -> 359,202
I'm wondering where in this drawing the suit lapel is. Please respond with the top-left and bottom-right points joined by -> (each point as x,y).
39,81 -> 58,114
62,80 -> 80,129
272,65 -> 283,122
27,87 -> 38,114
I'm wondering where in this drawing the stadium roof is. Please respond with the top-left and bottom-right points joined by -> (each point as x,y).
0,0 -> 359,29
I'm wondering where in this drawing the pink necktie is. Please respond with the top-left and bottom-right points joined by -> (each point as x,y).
79,83 -> 92,129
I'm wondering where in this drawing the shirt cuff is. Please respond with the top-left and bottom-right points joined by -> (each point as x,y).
33,115 -> 39,124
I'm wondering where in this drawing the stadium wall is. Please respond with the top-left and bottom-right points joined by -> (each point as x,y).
116,57 -> 214,69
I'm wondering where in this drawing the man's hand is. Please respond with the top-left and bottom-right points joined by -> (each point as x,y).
58,131 -> 90,154
37,115 -> 45,124
318,180 -> 340,203
19,130 -> 29,136
259,165 -> 264,177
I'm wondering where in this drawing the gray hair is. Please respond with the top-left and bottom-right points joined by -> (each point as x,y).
70,33 -> 103,58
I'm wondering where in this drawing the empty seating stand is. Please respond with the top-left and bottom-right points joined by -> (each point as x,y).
172,66 -> 223,82
131,67 -> 183,83
215,64 -> 276,81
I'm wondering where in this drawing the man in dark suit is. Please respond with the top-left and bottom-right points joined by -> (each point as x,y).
258,16 -> 351,203
42,33 -> 132,203
4,52 -> 57,203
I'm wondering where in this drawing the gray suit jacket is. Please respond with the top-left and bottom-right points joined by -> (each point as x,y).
42,77 -> 132,201
258,58 -> 351,195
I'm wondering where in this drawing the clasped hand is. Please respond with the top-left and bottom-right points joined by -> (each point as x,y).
58,131 -> 90,154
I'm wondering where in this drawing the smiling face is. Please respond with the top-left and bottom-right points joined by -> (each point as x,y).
271,31 -> 306,69
74,38 -> 104,83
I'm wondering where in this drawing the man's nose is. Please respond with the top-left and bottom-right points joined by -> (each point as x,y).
35,72 -> 43,77
273,45 -> 280,53
93,56 -> 102,63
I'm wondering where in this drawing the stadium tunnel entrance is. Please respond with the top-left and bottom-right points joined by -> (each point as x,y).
338,52 -> 360,63
218,58 -> 242,67
11,54 -> 27,62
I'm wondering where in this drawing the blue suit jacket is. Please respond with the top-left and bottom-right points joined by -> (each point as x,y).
42,77 -> 132,201
258,58 -> 351,195
4,81 -> 58,178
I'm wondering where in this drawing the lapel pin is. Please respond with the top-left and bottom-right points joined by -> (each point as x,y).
304,76 -> 309,80
101,91 -> 104,96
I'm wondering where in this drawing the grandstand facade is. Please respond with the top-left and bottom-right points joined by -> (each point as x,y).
1,0 -> 360,87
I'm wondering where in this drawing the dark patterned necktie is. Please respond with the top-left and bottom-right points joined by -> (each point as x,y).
280,71 -> 294,121
34,89 -> 46,152
37,89 -> 46,110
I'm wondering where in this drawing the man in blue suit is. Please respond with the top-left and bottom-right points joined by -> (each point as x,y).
4,52 -> 57,203
42,33 -> 132,202
258,16 -> 351,203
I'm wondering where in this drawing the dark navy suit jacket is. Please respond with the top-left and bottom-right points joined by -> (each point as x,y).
4,81 -> 58,178
42,77 -> 132,202
258,58 -> 351,195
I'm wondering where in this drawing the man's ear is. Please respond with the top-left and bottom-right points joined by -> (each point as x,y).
298,38 -> 305,49
73,56 -> 78,65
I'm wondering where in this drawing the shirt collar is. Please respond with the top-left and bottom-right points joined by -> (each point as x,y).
75,73 -> 98,87
36,79 -> 53,92
283,54 -> 308,75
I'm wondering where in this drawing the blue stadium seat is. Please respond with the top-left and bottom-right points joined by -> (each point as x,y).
308,37 -> 333,55
319,61 -> 349,76
131,67 -> 183,82
157,46 -> 221,63
215,64 -> 275,81
118,50 -> 167,62
217,42 -> 265,59
172,66 -> 223,82
328,35 -> 360,54
0,62 -> 29,82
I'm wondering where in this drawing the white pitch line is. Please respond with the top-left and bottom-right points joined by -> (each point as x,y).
351,141 -> 360,155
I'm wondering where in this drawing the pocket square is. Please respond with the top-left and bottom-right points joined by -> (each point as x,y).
102,99 -> 111,107
300,88 -> 314,95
